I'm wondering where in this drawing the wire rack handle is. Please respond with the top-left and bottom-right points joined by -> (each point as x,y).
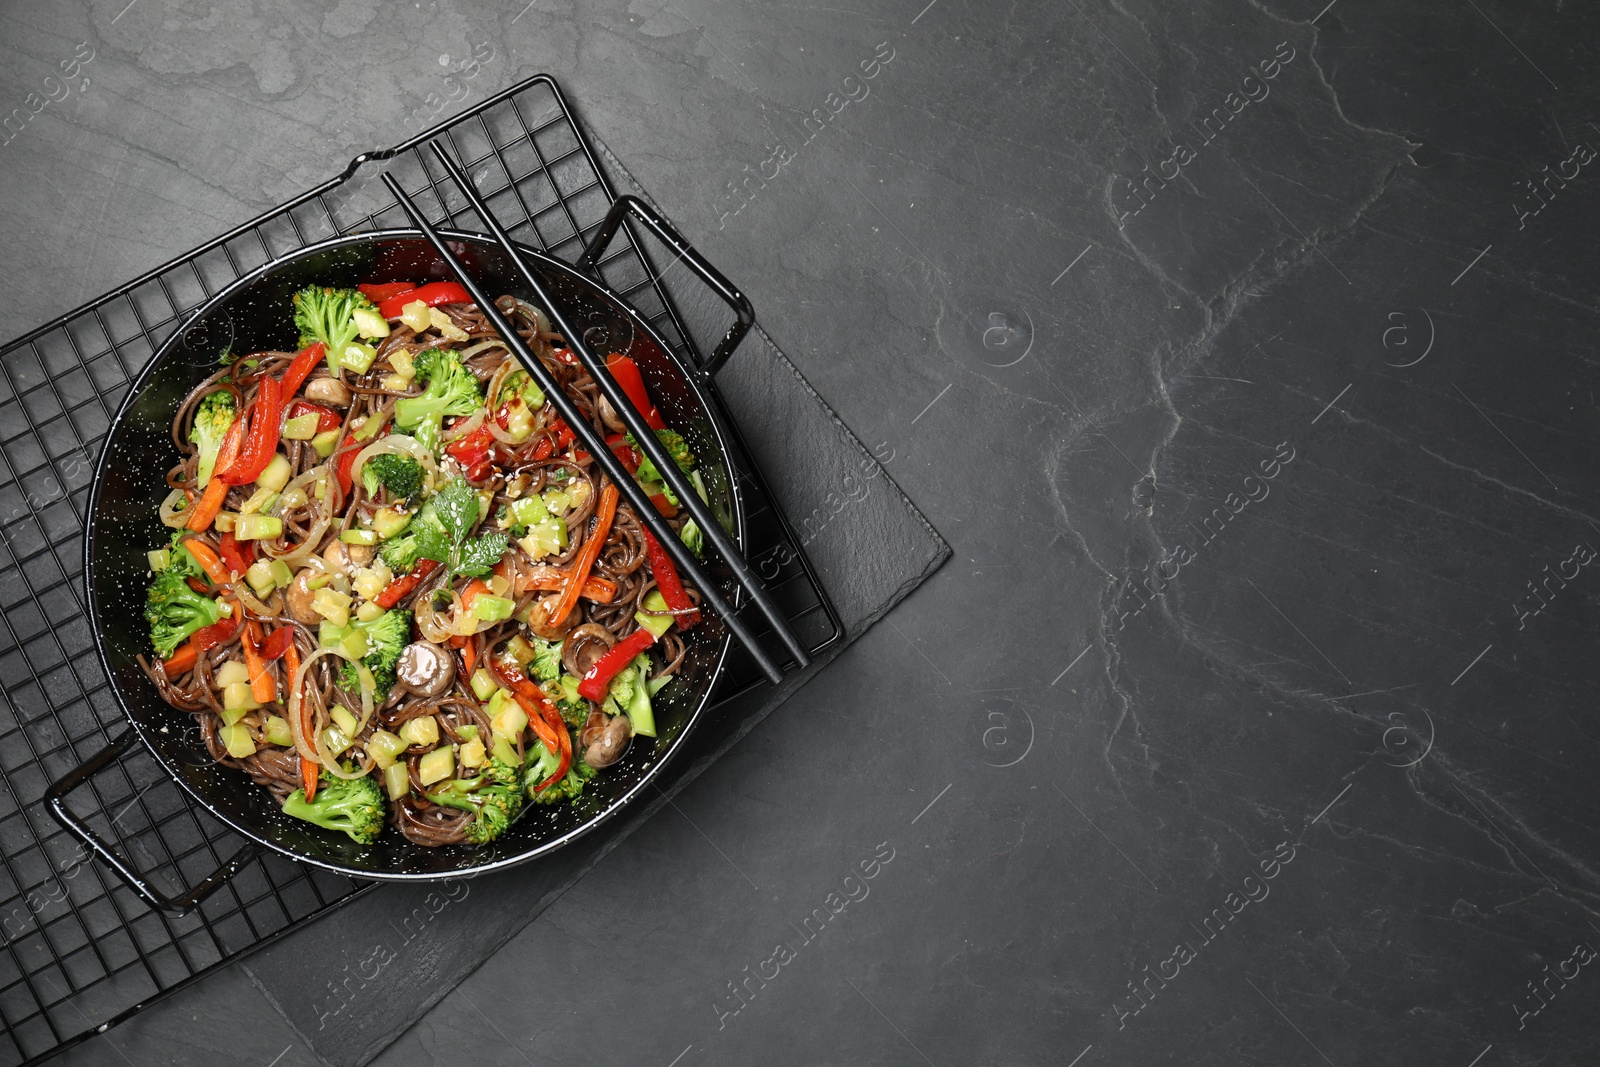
45,731 -> 262,916
578,195 -> 754,377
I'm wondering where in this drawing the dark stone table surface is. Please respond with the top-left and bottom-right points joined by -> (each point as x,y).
4,0 -> 1599,1064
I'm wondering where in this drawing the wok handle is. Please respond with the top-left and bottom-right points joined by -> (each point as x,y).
45,729 -> 261,917
577,194 -> 754,376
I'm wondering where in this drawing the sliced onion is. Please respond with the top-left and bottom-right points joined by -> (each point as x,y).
484,358 -> 514,410
264,511 -> 330,570
442,410 -> 485,443
485,419 -> 524,446
460,339 -> 510,360
502,297 -> 552,336
288,646 -> 375,780
263,466 -> 333,569
159,488 -> 191,528
235,586 -> 280,618
415,586 -> 456,644
349,434 -> 438,490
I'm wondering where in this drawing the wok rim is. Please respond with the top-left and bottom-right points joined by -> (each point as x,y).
84,227 -> 743,882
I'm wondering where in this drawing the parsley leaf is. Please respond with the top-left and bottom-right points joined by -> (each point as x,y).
416,476 -> 509,582
413,520 -> 452,567
457,531 -> 509,578
432,478 -> 480,544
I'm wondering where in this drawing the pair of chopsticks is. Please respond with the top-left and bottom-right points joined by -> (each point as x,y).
380,144 -> 809,685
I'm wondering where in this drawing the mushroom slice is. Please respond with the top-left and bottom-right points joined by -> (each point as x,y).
597,395 -> 626,433
561,623 -> 614,678
305,377 -> 352,407
395,641 -> 455,698
583,713 -> 632,768
284,570 -> 322,626
322,537 -> 373,573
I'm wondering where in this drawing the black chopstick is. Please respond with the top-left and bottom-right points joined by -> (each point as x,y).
423,142 -> 813,673
379,172 -> 793,686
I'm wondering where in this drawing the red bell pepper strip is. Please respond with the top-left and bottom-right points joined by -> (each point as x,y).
287,400 -> 342,432
358,282 -> 417,302
604,355 -> 666,431
159,615 -> 238,675
577,627 -> 656,701
489,657 -> 570,791
258,625 -> 295,661
217,532 -> 254,576
219,377 -> 285,485
334,433 -> 360,496
604,433 -> 640,472
186,418 -> 245,531
374,559 -> 441,609
193,616 -> 238,652
279,342 -> 326,399
178,617 -> 237,661
649,494 -> 678,518
444,421 -> 495,481
377,281 -> 472,319
642,529 -> 701,629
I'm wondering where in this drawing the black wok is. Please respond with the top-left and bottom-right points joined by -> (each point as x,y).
66,230 -> 742,894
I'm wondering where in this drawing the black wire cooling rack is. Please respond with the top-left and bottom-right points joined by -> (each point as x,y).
0,74 -> 840,1066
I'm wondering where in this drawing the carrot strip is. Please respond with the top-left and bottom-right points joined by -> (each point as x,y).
457,578 -> 492,615
186,418 -> 244,532
452,581 -> 487,679
284,642 -> 317,801
549,483 -> 618,626
161,641 -> 199,677
243,618 -> 276,704
183,538 -> 230,585
513,566 -> 616,603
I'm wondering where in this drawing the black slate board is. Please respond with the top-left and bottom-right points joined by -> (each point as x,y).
238,144 -> 947,1067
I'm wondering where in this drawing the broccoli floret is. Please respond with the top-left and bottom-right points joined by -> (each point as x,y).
292,286 -> 377,362
426,758 -> 525,843
339,609 -> 413,698
525,737 -> 596,805
629,429 -> 696,499
528,638 -> 562,685
678,519 -> 704,558
499,368 -> 546,410
650,429 -> 696,472
282,772 -> 385,844
146,566 -> 225,658
161,529 -> 206,580
393,349 -> 482,451
378,531 -> 421,575
554,674 -> 590,729
189,391 -> 237,490
361,450 -> 425,503
377,499 -> 443,574
601,653 -> 656,738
